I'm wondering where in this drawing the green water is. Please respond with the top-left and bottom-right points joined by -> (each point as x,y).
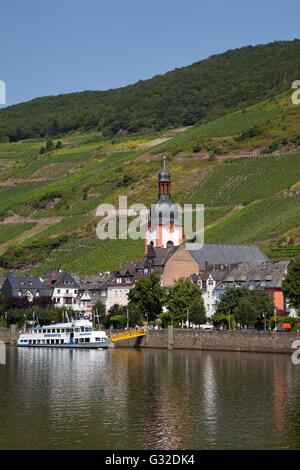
0,346 -> 300,450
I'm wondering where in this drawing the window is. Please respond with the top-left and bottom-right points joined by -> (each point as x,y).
57,289 -> 60,294
249,281 -> 256,290
126,277 -> 131,283
116,277 -> 122,284
261,280 -> 266,287
18,290 -> 22,297
235,282 -> 241,288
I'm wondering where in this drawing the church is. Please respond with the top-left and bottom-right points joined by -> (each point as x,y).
145,157 -> 183,253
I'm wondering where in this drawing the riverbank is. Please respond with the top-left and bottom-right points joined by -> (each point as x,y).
1,327 -> 299,354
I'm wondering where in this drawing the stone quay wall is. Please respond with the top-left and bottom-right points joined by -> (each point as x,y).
113,329 -> 300,354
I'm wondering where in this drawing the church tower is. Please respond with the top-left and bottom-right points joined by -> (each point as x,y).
145,157 -> 183,253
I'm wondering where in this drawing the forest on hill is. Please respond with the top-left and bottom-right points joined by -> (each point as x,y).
1,40 -> 300,142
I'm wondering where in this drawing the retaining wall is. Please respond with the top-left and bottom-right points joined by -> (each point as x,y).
114,329 -> 300,354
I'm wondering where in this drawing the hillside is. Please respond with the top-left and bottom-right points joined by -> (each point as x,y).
0,40 -> 299,276
1,40 -> 300,142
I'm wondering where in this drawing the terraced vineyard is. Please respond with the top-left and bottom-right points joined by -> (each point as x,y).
0,89 -> 299,275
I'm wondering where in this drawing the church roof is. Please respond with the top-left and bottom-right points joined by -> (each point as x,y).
188,244 -> 270,269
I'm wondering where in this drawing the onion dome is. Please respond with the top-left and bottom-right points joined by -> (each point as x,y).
158,157 -> 171,182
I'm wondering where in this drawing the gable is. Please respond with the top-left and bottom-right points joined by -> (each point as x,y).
162,244 -> 200,286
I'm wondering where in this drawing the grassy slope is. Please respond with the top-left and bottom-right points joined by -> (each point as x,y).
0,90 -> 299,275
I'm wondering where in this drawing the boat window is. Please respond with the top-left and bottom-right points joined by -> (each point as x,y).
84,338 -> 90,343
81,327 -> 84,332
61,329 -> 65,333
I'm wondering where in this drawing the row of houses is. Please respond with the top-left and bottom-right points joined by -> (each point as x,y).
0,243 -> 296,318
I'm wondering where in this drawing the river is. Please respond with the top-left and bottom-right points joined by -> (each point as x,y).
0,346 -> 299,450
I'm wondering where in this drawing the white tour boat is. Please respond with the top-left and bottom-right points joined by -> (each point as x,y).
17,319 -> 111,349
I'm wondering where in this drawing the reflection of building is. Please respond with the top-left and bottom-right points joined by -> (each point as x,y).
145,158 -> 182,253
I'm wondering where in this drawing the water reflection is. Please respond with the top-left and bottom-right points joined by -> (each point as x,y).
0,347 -> 299,449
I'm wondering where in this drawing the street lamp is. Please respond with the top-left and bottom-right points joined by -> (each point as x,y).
263,314 -> 266,332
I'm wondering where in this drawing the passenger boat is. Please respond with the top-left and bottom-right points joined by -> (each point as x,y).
17,319 -> 111,349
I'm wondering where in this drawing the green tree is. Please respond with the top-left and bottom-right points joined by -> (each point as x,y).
127,272 -> 166,322
93,300 -> 106,326
234,298 -> 257,328
249,290 -> 274,319
45,139 -> 54,152
127,303 -> 143,328
189,297 -> 206,326
282,258 -> 300,310
215,288 -> 248,316
167,278 -> 203,323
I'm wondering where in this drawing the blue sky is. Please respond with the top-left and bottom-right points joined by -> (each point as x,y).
0,0 -> 299,107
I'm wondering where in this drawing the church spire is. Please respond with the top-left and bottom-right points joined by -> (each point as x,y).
158,156 -> 171,198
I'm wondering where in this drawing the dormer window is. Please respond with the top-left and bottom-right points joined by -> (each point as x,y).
116,277 -> 122,284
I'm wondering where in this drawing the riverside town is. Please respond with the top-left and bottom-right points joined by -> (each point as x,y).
1,1 -> 300,454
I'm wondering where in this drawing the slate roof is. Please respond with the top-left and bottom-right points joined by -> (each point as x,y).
51,271 -> 80,289
223,261 -> 290,289
188,244 -> 270,269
